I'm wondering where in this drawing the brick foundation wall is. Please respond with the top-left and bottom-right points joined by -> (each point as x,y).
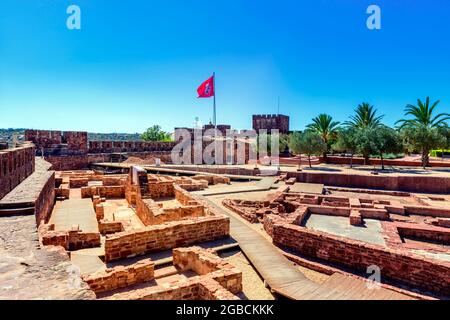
104,216 -> 229,262
0,144 -> 35,199
82,259 -> 154,294
269,216 -> 450,296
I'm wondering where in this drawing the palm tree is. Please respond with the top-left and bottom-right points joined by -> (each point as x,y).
345,103 -> 384,129
396,97 -> 449,167
345,103 -> 384,164
306,114 -> 340,161
396,97 -> 449,129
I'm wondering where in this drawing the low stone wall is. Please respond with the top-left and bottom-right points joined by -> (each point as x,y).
104,215 -> 229,262
98,220 -> 124,235
191,175 -> 231,185
148,181 -> 174,199
173,247 -> 242,294
396,223 -> 450,244
39,224 -> 101,251
321,155 -> 450,168
70,177 -> 89,188
174,185 -> 200,205
106,276 -> 238,300
82,259 -> 154,294
164,165 -> 260,176
136,196 -> 206,226
404,205 -> 450,218
104,247 -> 241,300
55,186 -> 70,199
286,171 -> 450,194
81,185 -> 125,198
102,176 -> 126,186
268,215 -> 450,296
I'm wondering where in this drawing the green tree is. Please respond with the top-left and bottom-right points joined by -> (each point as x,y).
332,128 -> 358,168
306,113 -> 340,160
279,133 -> 290,154
438,125 -> 450,159
400,125 -> 446,168
396,97 -> 449,167
288,131 -> 327,168
355,126 -> 409,170
141,125 -> 172,142
345,103 -> 384,129
354,127 -> 379,166
256,133 -> 290,155
372,126 -> 403,170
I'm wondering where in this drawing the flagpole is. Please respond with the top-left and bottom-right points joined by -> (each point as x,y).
213,72 -> 216,129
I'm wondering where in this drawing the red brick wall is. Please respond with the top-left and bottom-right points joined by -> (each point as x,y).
34,171 -> 56,225
286,171 -> 450,194
63,131 -> 88,152
88,141 -> 176,153
82,259 -> 154,294
45,155 -> 89,170
0,144 -> 35,199
322,156 -> 450,168
104,216 -> 230,262
270,218 -> 450,296
25,130 -> 62,149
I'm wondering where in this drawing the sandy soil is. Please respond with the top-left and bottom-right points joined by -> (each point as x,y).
220,250 -> 275,300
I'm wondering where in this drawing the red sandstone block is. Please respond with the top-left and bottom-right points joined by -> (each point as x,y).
349,210 -> 362,225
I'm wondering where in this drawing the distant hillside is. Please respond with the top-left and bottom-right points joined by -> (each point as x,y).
88,132 -> 142,141
0,129 -> 142,143
0,129 -> 25,144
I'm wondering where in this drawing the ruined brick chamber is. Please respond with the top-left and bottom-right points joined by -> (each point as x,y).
35,165 -> 272,300
224,184 -> 450,298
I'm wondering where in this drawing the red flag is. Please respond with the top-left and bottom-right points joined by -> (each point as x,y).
197,75 -> 215,98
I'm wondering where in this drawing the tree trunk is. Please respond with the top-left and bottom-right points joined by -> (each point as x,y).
322,152 -> 327,163
364,153 -> 369,165
350,154 -> 353,168
422,149 -> 430,168
380,153 -> 384,170
308,155 -> 312,168
297,154 -> 302,171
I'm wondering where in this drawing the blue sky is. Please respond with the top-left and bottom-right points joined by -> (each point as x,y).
1,0 -> 449,133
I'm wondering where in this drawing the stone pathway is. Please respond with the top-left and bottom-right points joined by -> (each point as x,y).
0,215 -> 94,299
